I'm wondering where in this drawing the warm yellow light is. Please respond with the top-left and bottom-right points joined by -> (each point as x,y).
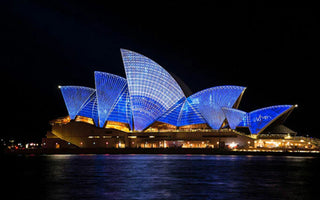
229,142 -> 237,148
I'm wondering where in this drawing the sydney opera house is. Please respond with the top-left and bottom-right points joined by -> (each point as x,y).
44,49 -> 317,150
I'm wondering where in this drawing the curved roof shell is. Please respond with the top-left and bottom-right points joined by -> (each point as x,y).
157,97 -> 206,127
188,86 -> 246,129
94,71 -> 127,127
58,49 -> 295,133
121,49 -> 185,131
223,105 -> 295,134
248,105 -> 294,134
222,107 -> 247,129
77,92 -> 99,126
106,85 -> 133,130
60,86 -> 95,120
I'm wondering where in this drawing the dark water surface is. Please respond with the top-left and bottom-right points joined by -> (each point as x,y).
2,154 -> 320,200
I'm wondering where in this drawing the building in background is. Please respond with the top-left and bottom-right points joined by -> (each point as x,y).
43,49 -> 319,150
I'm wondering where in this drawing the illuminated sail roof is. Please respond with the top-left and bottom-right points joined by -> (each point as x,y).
188,86 -> 246,129
95,71 -> 127,127
58,49 -> 295,133
178,99 -> 207,126
157,97 -> 186,126
222,105 -> 294,134
248,105 -> 293,134
60,86 -> 95,120
157,98 -> 206,127
107,85 -> 133,130
222,107 -> 247,129
121,49 -> 185,131
77,92 -> 99,126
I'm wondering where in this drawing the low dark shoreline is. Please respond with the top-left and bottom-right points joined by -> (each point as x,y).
3,148 -> 320,157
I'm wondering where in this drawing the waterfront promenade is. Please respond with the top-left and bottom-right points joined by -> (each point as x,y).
3,148 -> 320,157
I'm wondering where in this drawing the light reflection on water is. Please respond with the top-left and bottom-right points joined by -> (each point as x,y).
2,154 -> 320,200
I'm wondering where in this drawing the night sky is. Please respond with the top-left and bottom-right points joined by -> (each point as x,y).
1,0 -> 318,140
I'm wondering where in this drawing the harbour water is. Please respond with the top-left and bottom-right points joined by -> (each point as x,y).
2,154 -> 320,200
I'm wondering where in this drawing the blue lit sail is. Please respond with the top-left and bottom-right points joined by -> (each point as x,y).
222,107 -> 247,129
248,105 -> 293,134
178,99 -> 207,126
121,49 -> 185,131
95,71 -> 127,127
107,85 -> 133,130
77,92 -> 99,126
157,97 -> 207,127
58,49 -> 295,134
223,105 -> 294,134
60,86 -> 95,120
237,113 -> 250,127
157,97 -> 186,126
188,86 -> 246,129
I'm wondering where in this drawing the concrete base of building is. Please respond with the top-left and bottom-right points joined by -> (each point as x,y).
46,121 -> 254,149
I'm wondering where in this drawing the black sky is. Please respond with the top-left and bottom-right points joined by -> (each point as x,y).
1,0 -> 318,140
